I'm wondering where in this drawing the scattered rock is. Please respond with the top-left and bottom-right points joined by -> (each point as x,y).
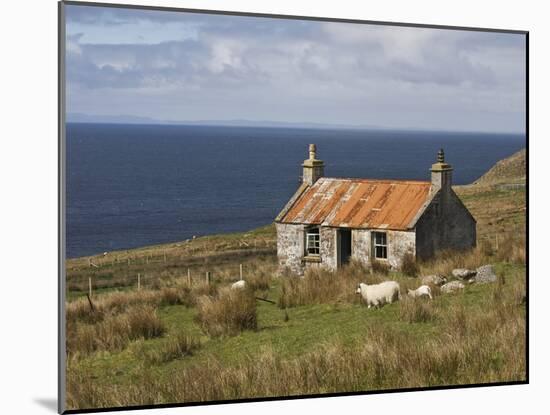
472,264 -> 498,284
441,281 -> 465,294
452,268 -> 477,280
421,274 -> 447,286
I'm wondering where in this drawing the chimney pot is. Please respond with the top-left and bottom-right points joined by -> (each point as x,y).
302,144 -> 324,185
430,148 -> 453,194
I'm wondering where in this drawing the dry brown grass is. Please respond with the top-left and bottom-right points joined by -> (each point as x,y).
417,233 -> 525,279
66,284 -> 220,324
140,332 -> 201,365
278,262 -> 372,308
277,260 -> 402,309
159,283 -> 219,307
399,296 -> 435,323
479,239 -> 494,257
495,234 -> 526,264
371,260 -> 390,275
400,252 -> 420,277
66,305 -> 165,357
195,287 -> 257,337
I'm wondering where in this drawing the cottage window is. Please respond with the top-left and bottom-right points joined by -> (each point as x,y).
305,228 -> 320,256
373,231 -> 387,259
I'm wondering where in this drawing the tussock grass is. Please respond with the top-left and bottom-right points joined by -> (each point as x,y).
160,284 -> 218,307
400,252 -> 419,277
480,239 -> 494,257
399,296 -> 435,323
67,284 -> 219,323
371,260 -> 390,275
278,260 -> 393,309
140,332 -> 201,365
245,272 -> 272,292
196,287 -> 257,337
278,267 -> 355,309
495,234 -> 526,264
67,305 -> 165,357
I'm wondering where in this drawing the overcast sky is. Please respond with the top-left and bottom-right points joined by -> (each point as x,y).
65,5 -> 526,133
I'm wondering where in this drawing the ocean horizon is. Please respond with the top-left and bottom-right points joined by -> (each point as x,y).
66,123 -> 525,258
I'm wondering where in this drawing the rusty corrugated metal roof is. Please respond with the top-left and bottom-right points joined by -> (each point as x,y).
279,178 -> 432,230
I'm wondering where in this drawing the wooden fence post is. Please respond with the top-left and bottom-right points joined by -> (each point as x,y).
187,268 -> 191,286
240,263 -> 243,280
495,234 -> 499,251
88,277 -> 92,298
86,293 -> 95,312
138,273 -> 141,290
206,271 -> 211,285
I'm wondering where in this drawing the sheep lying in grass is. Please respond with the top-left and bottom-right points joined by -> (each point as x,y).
407,285 -> 433,300
231,280 -> 246,290
355,281 -> 401,309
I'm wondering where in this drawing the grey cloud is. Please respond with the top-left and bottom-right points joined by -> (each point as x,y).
66,4 -> 194,25
65,6 -> 525,133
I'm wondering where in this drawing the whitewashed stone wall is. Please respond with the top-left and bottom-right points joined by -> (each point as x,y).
351,229 -> 415,269
317,227 -> 337,271
351,229 -> 371,265
387,230 -> 416,269
277,224 -> 417,273
276,223 -> 305,275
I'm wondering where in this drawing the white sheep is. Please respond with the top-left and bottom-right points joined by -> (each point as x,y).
355,281 -> 401,309
407,285 -> 433,299
231,280 -> 246,290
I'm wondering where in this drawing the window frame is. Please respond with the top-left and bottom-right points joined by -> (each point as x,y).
372,231 -> 388,260
305,227 -> 320,256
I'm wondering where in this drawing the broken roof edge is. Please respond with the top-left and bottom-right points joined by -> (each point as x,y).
274,182 -> 311,223
406,187 -> 440,229
320,177 -> 431,185
274,221 -> 417,232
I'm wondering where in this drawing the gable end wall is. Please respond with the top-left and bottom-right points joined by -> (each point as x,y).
415,189 -> 476,260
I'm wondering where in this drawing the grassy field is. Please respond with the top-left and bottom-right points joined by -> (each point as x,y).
65,151 -> 527,411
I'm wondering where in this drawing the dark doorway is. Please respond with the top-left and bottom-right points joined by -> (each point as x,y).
338,229 -> 352,266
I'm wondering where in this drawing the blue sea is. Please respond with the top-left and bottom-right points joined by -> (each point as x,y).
66,123 -> 525,258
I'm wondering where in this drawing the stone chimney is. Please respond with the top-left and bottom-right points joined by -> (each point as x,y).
430,148 -> 453,194
302,144 -> 324,185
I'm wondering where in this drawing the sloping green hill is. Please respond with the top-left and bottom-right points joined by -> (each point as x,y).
473,148 -> 526,186
454,148 -> 526,240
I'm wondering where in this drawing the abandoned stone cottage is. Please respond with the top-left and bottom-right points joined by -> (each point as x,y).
275,144 -> 476,274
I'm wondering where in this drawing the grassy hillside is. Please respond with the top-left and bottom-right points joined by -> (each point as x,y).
455,148 -> 526,243
473,149 -> 526,186
65,150 -> 527,411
